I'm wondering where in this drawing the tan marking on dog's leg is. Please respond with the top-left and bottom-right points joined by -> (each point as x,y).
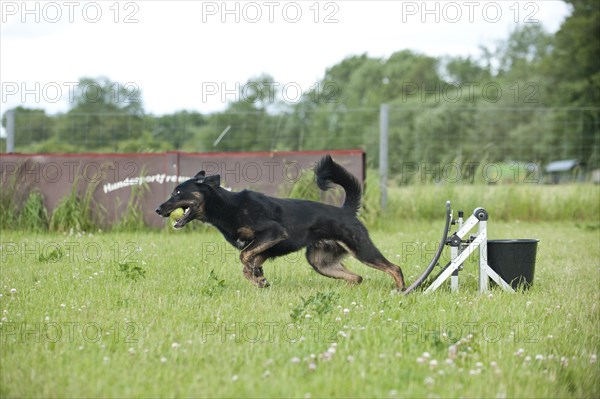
237,227 -> 254,240
241,254 -> 270,288
338,235 -> 406,290
306,244 -> 363,285
364,260 -> 406,290
239,225 -> 288,288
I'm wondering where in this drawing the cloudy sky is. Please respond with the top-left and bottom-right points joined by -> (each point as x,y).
1,0 -> 570,120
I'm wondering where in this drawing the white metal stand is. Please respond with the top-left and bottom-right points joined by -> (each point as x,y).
425,207 -> 515,294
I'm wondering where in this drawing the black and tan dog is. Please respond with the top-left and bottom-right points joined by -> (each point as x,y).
155,155 -> 405,290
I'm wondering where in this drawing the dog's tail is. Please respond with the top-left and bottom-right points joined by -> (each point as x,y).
314,155 -> 362,214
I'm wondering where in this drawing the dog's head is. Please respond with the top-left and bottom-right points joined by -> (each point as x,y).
155,170 -> 221,229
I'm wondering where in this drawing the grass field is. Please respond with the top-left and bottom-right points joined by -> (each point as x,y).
1,217 -> 598,397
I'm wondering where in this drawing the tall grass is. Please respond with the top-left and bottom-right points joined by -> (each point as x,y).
281,167 -> 599,229
383,183 -> 599,223
0,167 -> 21,230
285,168 -> 321,202
113,173 -> 150,232
358,171 -> 382,227
49,177 -> 100,233
17,191 -> 49,232
1,164 -> 49,231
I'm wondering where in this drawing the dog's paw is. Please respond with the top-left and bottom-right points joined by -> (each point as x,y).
391,286 -> 405,295
256,278 -> 271,288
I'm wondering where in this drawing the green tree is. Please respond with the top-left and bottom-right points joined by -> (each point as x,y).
207,75 -> 282,152
2,107 -> 53,148
56,77 -> 146,150
153,110 -> 206,150
444,56 -> 491,84
544,0 -> 600,106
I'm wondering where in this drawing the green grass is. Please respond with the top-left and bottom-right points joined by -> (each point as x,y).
17,191 -> 49,233
380,183 -> 600,223
1,220 -> 598,398
49,177 -> 99,233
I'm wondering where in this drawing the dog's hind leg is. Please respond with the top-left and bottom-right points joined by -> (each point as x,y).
341,235 -> 406,290
306,241 -> 363,285
363,257 -> 405,291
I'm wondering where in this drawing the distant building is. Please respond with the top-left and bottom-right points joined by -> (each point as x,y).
544,159 -> 584,183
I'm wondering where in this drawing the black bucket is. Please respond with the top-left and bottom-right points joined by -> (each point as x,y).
486,239 -> 539,290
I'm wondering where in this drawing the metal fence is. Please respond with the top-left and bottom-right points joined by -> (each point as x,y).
4,106 -> 599,171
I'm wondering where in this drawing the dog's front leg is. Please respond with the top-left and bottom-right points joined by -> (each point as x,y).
242,255 -> 269,288
239,223 -> 288,288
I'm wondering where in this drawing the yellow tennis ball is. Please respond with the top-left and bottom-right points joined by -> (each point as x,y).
170,208 -> 185,220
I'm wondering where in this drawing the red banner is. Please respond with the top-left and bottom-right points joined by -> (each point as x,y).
1,150 -> 365,228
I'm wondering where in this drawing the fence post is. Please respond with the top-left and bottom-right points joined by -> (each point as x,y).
379,103 -> 389,211
6,109 -> 15,153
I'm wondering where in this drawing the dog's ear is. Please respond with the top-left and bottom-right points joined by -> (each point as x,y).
202,174 -> 221,188
195,173 -> 220,188
194,170 -> 206,179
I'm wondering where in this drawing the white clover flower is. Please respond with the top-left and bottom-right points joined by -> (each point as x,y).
514,348 -> 525,356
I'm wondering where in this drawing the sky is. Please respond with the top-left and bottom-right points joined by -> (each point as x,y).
1,0 -> 571,125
